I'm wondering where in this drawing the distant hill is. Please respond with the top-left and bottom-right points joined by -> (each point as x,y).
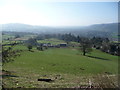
1,23 -> 56,33
86,23 -> 118,33
1,23 -> 118,40
69,23 -> 118,40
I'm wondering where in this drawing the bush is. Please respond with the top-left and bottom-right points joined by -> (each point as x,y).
27,45 -> 32,51
37,46 -> 43,51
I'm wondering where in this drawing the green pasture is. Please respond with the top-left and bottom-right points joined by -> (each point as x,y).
37,38 -> 66,45
2,34 -> 36,44
4,45 -> 118,74
2,35 -> 15,40
3,44 -> 118,88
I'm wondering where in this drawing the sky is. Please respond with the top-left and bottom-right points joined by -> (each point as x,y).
0,0 -> 118,26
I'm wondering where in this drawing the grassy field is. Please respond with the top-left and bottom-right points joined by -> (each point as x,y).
2,35 -> 15,40
37,38 -> 66,45
3,44 -> 118,88
2,34 -> 36,44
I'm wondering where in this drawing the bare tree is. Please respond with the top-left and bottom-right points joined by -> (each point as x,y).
80,38 -> 92,56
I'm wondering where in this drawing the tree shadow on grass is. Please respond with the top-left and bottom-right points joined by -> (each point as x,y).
2,74 -> 19,78
29,50 -> 34,52
1,70 -> 19,78
86,55 -> 110,61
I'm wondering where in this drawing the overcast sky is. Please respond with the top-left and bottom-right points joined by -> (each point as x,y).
0,0 -> 118,26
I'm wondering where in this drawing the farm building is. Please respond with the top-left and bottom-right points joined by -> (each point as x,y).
41,43 -> 54,47
59,43 -> 67,47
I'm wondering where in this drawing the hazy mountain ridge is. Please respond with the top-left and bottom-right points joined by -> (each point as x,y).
1,23 -> 55,33
1,23 -> 118,39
